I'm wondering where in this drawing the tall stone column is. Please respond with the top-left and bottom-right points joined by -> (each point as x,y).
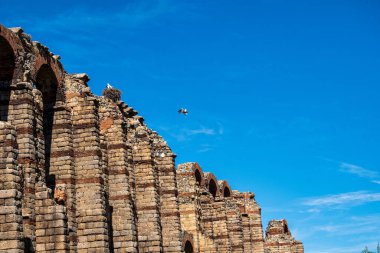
99,98 -> 138,253
242,214 -> 253,253
46,102 -> 77,252
35,182 -> 70,253
132,124 -> 162,253
245,194 -> 265,253
0,122 -> 24,252
66,74 -> 109,252
214,200 -> 231,253
177,163 -> 204,253
8,82 -> 39,250
151,133 -> 182,252
226,200 -> 244,253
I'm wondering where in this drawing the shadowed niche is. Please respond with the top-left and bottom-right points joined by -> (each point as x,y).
195,169 -> 202,186
223,186 -> 231,197
209,179 -> 217,198
35,64 -> 58,182
0,35 -> 15,121
184,240 -> 193,253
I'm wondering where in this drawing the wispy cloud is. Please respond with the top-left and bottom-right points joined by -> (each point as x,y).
196,144 -> 214,153
372,180 -> 380,185
189,126 -> 215,135
339,162 -> 378,179
159,123 -> 224,142
303,191 -> 380,209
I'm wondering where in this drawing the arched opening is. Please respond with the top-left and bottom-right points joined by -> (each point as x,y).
284,223 -> 289,233
194,169 -> 202,186
184,240 -> 193,253
223,187 -> 231,197
0,35 -> 15,121
24,237 -> 34,253
35,65 -> 58,185
208,179 -> 217,198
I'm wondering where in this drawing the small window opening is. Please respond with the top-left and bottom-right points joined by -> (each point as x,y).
223,187 -> 231,197
209,179 -> 217,198
184,241 -> 193,253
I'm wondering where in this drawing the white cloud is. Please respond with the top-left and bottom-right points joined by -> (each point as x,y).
372,180 -> 380,185
339,162 -> 378,179
189,127 -> 215,135
160,123 -> 224,142
303,191 -> 380,208
197,144 -> 213,153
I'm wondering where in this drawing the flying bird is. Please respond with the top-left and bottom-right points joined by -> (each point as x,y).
178,108 -> 188,116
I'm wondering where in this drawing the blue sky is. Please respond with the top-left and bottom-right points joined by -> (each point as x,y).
1,0 -> 379,252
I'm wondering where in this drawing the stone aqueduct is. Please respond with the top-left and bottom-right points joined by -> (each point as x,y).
0,24 -> 304,253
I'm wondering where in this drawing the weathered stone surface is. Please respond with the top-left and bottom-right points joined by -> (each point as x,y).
0,24 -> 303,253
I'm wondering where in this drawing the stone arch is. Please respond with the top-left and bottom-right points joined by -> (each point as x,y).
30,39 -> 65,103
282,219 -> 289,234
0,35 -> 15,121
218,180 -> 232,198
0,25 -> 25,83
182,232 -> 194,253
177,162 -> 205,187
32,53 -> 64,87
0,35 -> 15,82
35,64 -> 58,182
194,167 -> 202,186
204,173 -> 219,198
184,241 -> 193,253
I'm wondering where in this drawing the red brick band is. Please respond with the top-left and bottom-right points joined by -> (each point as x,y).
213,234 -> 229,239
74,149 -> 101,158
160,211 -> 180,218
109,194 -> 130,201
76,177 -> 104,185
108,143 -> 126,150
133,160 -> 152,165
137,205 -> 158,211
136,182 -> 155,188
108,169 -> 128,175
161,189 -> 177,195
50,149 -> 74,158
177,210 -> 196,215
53,123 -> 72,130
56,178 -> 75,185
73,123 -> 97,130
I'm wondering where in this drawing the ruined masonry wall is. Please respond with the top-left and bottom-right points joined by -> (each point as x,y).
0,24 -> 303,253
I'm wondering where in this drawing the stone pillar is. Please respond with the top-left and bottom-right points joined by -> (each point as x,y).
0,122 -> 24,252
151,133 -> 182,252
210,200 -> 231,253
245,194 -> 265,253
35,183 -> 69,252
68,88 -> 109,252
99,98 -> 138,253
8,82 -> 39,250
226,200 -> 244,253
132,124 -> 162,253
177,163 -> 203,253
241,215 -> 252,253
46,103 -> 77,251
232,192 -> 252,253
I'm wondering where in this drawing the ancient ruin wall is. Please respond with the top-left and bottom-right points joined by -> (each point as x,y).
264,220 -> 304,253
0,24 -> 303,253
